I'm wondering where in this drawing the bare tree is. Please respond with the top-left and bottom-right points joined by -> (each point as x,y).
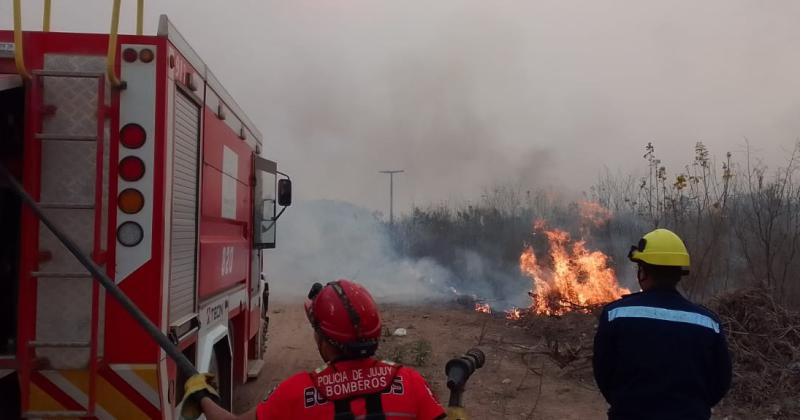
734,141 -> 800,300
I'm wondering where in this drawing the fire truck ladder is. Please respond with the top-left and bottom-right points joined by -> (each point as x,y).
7,1 -> 196,417
3,73 -> 197,420
17,70 -> 108,418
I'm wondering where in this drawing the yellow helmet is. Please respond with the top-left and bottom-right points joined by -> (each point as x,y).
628,228 -> 690,268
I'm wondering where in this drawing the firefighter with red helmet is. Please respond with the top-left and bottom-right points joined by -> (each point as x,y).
181,279 -> 447,420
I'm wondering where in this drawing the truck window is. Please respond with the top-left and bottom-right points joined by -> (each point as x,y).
254,157 -> 277,249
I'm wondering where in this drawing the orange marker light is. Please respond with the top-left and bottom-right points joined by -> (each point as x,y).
139,48 -> 154,63
118,188 -> 145,214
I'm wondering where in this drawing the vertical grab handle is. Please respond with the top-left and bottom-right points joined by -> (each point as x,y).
137,0 -> 144,35
12,0 -> 32,80
106,0 -> 126,89
107,0 -> 143,88
43,0 -> 52,32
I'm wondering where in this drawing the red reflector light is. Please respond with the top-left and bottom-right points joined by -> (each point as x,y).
118,156 -> 145,181
120,123 -> 146,149
139,48 -> 155,63
123,48 -> 138,63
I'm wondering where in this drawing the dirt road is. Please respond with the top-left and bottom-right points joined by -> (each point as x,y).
234,301 -> 606,419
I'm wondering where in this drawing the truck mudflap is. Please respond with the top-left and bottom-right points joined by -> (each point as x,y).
28,365 -> 160,418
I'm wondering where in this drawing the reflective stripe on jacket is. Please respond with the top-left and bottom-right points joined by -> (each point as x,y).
592,288 -> 732,420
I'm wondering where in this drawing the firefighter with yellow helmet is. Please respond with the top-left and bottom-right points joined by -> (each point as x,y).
592,229 -> 732,420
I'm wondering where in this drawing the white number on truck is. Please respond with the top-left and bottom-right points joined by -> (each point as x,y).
221,246 -> 234,276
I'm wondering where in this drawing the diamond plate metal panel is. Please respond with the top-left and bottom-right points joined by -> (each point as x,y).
38,208 -> 94,270
35,277 -> 91,368
39,141 -> 96,204
36,209 -> 94,369
34,55 -> 107,368
41,55 -> 105,137
43,54 -> 106,73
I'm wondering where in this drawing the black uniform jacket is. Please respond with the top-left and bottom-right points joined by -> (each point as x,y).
592,288 -> 732,420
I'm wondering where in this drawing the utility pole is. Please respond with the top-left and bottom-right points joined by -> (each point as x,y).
379,170 -> 404,225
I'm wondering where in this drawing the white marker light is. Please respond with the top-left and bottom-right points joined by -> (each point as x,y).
117,222 -> 144,247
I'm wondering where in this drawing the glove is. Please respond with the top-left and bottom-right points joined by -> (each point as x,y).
180,373 -> 221,420
446,406 -> 468,420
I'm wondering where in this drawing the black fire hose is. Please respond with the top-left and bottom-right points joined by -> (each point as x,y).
444,348 -> 486,420
0,164 -> 198,379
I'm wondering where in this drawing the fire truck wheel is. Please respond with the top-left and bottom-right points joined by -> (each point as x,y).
260,315 -> 269,357
260,282 -> 270,357
209,340 -> 233,410
268,283 -> 269,316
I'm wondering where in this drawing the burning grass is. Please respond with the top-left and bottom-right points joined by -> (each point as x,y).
474,302 -> 492,314
520,219 -> 629,316
467,202 -> 628,319
710,288 -> 800,417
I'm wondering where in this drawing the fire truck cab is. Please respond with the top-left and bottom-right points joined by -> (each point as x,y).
0,10 -> 289,418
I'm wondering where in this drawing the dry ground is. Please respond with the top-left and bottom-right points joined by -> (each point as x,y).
234,301 -> 606,419
234,302 -> 755,419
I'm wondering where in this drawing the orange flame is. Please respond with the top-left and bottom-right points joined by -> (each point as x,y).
505,307 -> 523,320
578,200 -> 612,228
521,219 -> 629,315
474,302 -> 492,314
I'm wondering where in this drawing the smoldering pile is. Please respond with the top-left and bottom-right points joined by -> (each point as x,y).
710,288 -> 800,417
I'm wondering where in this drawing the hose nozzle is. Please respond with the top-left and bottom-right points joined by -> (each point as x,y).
445,347 -> 486,408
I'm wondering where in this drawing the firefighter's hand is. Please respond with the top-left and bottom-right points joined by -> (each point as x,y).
180,373 -> 220,420
446,406 -> 468,420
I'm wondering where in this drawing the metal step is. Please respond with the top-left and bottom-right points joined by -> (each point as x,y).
28,341 -> 91,348
22,410 -> 90,418
35,133 -> 97,142
31,272 -> 92,279
37,202 -> 95,210
247,359 -> 265,379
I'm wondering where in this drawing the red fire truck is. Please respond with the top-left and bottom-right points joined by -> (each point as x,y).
0,6 -> 290,418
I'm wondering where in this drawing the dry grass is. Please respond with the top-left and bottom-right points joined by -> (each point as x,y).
510,288 -> 800,418
710,288 -> 800,417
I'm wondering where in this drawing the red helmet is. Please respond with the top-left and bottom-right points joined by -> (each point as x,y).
305,279 -> 382,357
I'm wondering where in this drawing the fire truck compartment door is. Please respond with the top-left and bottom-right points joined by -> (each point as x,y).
169,90 -> 201,323
0,74 -> 22,92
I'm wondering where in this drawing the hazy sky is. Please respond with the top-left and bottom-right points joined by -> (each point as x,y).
3,1 -> 799,213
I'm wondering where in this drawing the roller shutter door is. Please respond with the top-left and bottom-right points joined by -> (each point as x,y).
169,91 -> 200,323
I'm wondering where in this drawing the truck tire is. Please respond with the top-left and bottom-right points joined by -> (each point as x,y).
260,282 -> 270,357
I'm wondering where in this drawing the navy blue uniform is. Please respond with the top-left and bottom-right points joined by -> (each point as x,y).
593,288 -> 732,420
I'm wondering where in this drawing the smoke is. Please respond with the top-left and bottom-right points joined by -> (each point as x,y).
5,0 -> 799,304
255,0 -> 561,211
264,199 -> 448,302
265,199 -> 531,306
3,1 -> 798,213
229,0 -> 800,212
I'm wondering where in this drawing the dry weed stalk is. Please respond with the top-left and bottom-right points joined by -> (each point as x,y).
711,288 -> 800,416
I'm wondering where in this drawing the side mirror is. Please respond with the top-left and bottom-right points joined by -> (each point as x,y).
278,179 -> 292,207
